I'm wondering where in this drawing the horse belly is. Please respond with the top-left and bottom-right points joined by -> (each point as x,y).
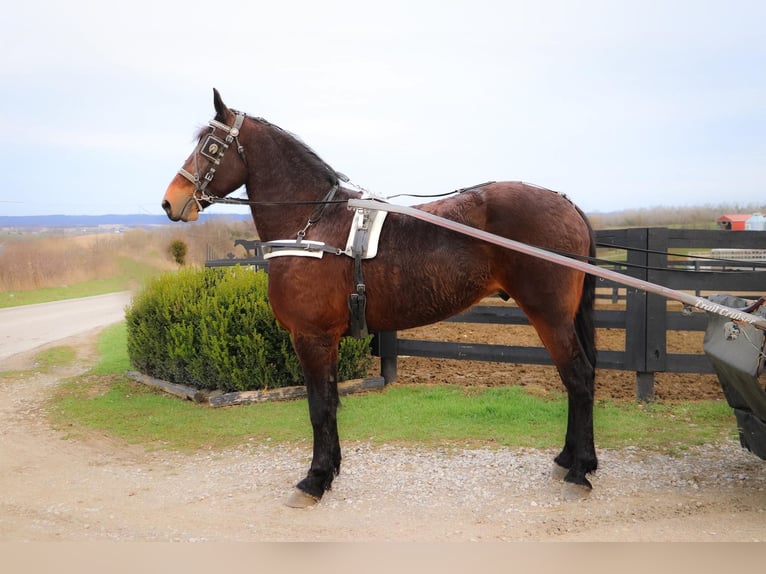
363,254 -> 495,332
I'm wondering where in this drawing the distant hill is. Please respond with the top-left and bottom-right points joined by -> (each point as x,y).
0,213 -> 253,228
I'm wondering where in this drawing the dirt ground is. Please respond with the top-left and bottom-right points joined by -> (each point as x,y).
1,323 -> 765,542
395,320 -> 726,401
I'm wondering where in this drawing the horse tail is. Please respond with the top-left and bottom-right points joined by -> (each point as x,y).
574,206 -> 597,370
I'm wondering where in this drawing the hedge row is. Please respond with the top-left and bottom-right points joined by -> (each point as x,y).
125,267 -> 372,392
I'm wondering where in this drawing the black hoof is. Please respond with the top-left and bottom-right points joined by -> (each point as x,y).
296,472 -> 332,501
564,469 -> 593,490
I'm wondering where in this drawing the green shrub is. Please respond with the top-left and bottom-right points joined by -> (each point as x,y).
126,267 -> 372,392
168,239 -> 188,265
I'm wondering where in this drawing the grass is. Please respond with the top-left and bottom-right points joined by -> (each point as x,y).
0,345 -> 78,380
53,377 -> 313,450
34,346 -> 78,370
89,322 -> 131,375
47,323 -> 739,453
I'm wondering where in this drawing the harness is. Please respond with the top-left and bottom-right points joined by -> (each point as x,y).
262,199 -> 388,339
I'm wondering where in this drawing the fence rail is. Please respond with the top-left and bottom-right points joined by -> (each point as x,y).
205,240 -> 268,271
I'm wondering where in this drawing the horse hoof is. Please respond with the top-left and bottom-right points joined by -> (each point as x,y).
561,481 -> 592,501
550,462 -> 568,481
285,489 -> 320,508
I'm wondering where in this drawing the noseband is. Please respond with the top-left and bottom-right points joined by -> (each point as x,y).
178,111 -> 247,211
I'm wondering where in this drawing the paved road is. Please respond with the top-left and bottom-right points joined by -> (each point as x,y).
0,291 -> 133,366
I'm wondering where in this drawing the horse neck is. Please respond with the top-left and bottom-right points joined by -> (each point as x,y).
242,119 -> 339,241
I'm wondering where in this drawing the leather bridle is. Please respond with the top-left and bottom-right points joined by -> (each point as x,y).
177,111 -> 248,212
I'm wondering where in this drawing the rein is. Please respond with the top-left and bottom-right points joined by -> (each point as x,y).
194,195 -> 348,207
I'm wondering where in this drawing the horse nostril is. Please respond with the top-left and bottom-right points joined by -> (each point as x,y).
161,199 -> 171,215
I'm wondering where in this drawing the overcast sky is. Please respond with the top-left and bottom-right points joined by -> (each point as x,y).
1,0 -> 764,216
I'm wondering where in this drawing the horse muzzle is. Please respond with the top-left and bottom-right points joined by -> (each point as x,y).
162,180 -> 200,222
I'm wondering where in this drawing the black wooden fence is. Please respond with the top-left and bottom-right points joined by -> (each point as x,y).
206,229 -> 766,400
205,240 -> 268,271
372,228 -> 766,400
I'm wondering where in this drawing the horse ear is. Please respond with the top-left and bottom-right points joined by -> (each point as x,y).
213,88 -> 228,121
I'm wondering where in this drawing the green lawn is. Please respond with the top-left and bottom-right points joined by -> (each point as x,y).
46,323 -> 738,453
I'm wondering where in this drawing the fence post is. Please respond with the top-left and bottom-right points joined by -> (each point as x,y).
622,228 -> 655,401
644,228 -> 669,398
371,331 -> 398,384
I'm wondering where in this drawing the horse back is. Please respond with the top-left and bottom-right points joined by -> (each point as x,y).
363,182 -> 592,331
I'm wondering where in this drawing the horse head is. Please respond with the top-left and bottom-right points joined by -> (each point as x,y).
162,89 -> 249,222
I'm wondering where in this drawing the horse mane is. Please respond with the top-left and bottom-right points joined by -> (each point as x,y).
194,106 -> 343,187
246,116 -> 342,185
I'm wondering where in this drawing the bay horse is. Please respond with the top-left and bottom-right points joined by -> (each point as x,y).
162,89 -> 598,507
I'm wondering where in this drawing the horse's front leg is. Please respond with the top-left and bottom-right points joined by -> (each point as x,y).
286,332 -> 342,508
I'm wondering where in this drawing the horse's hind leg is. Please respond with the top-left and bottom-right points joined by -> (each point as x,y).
286,332 -> 342,507
552,346 -> 597,488
522,307 -> 597,489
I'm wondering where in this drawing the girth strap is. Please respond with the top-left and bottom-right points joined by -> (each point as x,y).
348,234 -> 368,339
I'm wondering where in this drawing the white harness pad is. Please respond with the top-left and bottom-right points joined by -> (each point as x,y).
345,206 -> 388,259
262,240 -> 328,259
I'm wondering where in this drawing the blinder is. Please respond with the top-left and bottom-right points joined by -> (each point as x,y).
200,134 -> 227,162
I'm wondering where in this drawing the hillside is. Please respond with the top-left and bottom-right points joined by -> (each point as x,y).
3,201 -> 764,231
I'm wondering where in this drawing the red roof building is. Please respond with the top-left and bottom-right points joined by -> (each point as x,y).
717,214 -> 751,231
